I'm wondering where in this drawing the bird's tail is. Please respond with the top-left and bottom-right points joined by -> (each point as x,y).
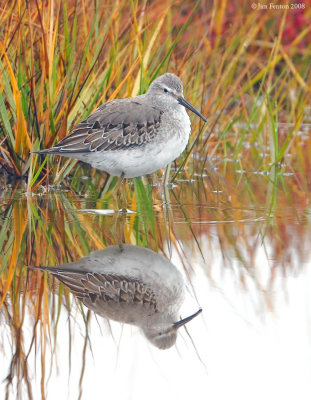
31,149 -> 52,155
27,265 -> 53,272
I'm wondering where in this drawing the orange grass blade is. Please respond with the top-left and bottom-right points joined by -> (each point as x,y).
0,45 -> 31,156
0,202 -> 28,306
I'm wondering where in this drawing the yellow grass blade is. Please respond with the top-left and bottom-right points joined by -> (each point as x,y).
0,202 -> 28,306
131,9 -> 168,96
0,44 -> 31,156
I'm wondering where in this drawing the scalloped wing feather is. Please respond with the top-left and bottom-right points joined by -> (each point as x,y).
51,270 -> 158,314
49,99 -> 163,154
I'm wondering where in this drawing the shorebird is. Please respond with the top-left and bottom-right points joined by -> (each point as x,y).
28,244 -> 202,349
33,73 -> 206,178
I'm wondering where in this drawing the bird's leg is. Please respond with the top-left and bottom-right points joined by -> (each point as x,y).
121,176 -> 128,213
101,173 -> 125,210
114,178 -> 126,249
100,174 -> 124,201
115,172 -> 127,213
112,172 -> 124,198
116,209 -> 126,250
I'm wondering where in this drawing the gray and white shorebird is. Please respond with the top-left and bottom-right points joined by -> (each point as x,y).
34,73 -> 206,178
28,244 -> 202,349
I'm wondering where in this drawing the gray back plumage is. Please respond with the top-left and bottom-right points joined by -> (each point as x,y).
49,99 -> 164,153
53,270 -> 159,322
37,73 -> 184,155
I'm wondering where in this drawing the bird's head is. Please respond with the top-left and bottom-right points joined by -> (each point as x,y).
147,73 -> 207,122
143,308 -> 202,350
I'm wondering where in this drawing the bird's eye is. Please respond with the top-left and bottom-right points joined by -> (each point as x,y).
163,88 -> 168,93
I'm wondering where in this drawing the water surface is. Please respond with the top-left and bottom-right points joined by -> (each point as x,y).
1,146 -> 311,400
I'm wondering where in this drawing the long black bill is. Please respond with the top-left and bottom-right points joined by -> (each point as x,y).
172,308 -> 202,330
178,97 -> 207,122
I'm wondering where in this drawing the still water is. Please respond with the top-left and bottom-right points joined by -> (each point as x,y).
1,160 -> 311,399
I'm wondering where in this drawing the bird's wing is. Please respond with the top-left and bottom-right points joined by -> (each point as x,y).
48,269 -> 158,315
50,99 -> 163,153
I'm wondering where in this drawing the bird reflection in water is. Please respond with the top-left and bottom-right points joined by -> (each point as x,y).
29,245 -> 201,349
